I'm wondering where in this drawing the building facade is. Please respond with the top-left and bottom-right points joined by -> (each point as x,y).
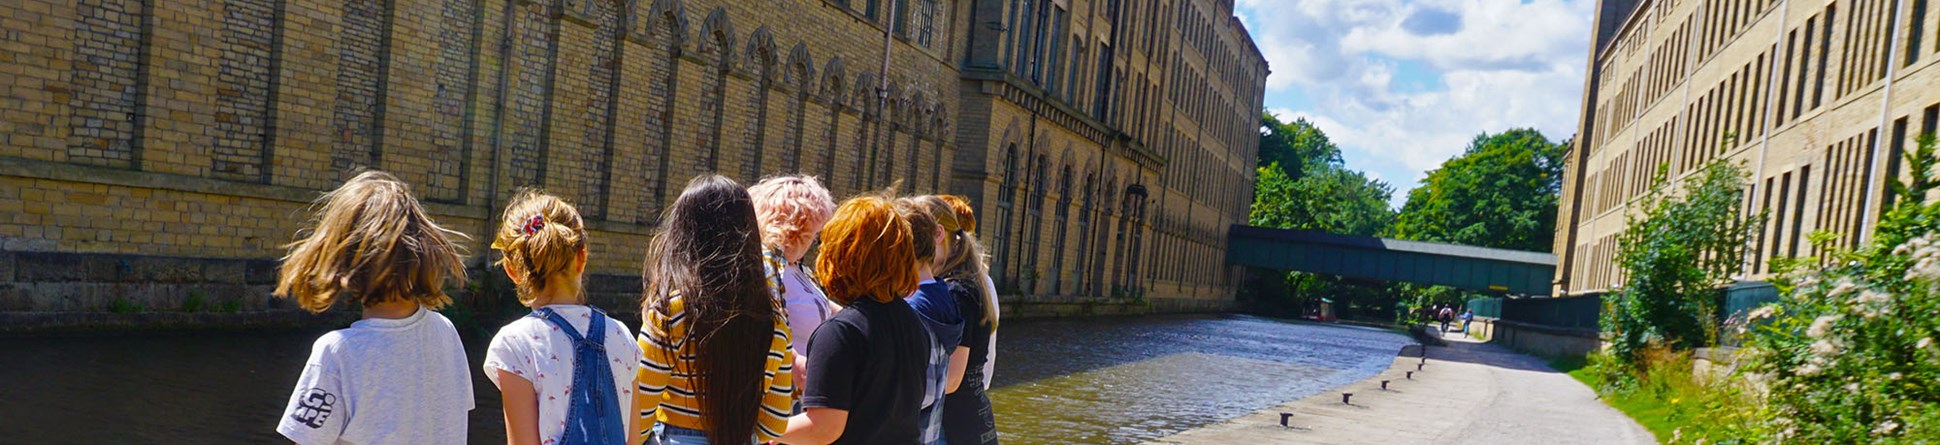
0,0 -> 1263,320
1557,0 -> 1940,296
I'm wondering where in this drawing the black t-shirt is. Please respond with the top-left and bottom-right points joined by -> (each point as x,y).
950,280 -> 991,384
942,279 -> 1000,445
802,297 -> 930,445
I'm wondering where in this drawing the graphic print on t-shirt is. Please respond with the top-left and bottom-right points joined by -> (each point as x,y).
288,388 -> 337,428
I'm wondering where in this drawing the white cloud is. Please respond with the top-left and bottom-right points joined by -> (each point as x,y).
1236,0 -> 1594,203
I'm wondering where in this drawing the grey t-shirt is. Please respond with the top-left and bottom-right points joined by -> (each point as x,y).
276,307 -> 474,445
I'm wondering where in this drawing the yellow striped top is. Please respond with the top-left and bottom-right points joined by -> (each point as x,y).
634,293 -> 797,441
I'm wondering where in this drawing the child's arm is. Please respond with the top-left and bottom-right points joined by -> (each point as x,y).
634,312 -> 674,442
944,346 -> 970,394
497,370 -> 542,445
777,408 -> 848,445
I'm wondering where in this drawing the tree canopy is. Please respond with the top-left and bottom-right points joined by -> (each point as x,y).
1390,129 -> 1567,252
1257,114 -> 1344,183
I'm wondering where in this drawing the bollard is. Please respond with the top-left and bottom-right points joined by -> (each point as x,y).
1406,371 -> 1414,379
1342,393 -> 1354,404
1380,380 -> 1390,390
1417,363 -> 1424,371
1280,412 -> 1294,427
1420,356 -> 1427,365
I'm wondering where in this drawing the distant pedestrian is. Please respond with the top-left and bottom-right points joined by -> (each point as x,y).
1438,306 -> 1455,334
1461,308 -> 1474,333
271,171 -> 474,445
482,191 -> 640,445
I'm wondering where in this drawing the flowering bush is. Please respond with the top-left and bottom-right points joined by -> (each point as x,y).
1737,135 -> 1940,442
1603,160 -> 1758,368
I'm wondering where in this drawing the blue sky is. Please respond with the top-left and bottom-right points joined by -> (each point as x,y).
1232,0 -> 1595,207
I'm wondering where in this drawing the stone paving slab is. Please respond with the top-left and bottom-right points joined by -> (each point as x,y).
1144,330 -> 1655,445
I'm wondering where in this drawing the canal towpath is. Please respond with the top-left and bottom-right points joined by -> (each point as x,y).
1144,329 -> 1655,445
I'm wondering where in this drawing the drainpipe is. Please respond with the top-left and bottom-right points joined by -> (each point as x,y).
1859,0 -> 1912,243
875,0 -> 898,185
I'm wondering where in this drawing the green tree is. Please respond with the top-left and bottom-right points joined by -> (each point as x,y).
1258,114 -> 1344,182
1388,129 -> 1566,318
1249,162 -> 1395,236
1603,160 -> 1758,365
1390,129 -> 1566,252
1245,116 -> 1397,319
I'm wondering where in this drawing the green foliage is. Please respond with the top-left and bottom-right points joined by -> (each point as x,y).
1390,129 -> 1566,252
1249,162 -> 1395,236
1725,134 -> 1940,443
1386,129 -> 1566,314
1245,116 -> 1397,318
109,297 -> 143,314
181,291 -> 206,313
1574,350 -> 1765,444
1603,160 -> 1758,364
1256,114 -> 1344,182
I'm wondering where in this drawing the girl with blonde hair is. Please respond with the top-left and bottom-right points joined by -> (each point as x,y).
483,191 -> 642,445
746,175 -> 838,389
271,170 -> 474,445
915,195 -> 1001,445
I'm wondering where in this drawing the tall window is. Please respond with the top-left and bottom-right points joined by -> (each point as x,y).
1044,8 -> 1067,89
1050,167 -> 1072,294
1074,174 -> 1095,295
995,145 -> 1019,289
1025,155 -> 1048,293
1013,0 -> 1037,76
916,0 -> 937,47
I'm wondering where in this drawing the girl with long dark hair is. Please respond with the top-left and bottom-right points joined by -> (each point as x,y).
635,175 -> 797,445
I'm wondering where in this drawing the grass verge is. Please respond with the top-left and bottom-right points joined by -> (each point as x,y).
1547,354 -> 1707,443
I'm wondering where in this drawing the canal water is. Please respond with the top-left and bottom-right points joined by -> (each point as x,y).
0,313 -> 1412,444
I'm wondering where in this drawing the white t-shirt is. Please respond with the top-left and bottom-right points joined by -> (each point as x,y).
482,305 -> 642,444
979,274 -> 1000,390
277,307 -> 474,445
781,262 -> 834,353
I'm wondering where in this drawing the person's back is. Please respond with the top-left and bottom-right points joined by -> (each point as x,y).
807,297 -> 931,445
270,171 -> 475,445
281,308 -> 473,444
908,279 -> 963,445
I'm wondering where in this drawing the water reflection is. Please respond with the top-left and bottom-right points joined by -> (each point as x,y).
0,313 -> 1409,444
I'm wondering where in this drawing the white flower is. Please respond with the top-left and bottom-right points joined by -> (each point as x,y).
1920,337 -> 1934,349
1808,315 -> 1841,338
1846,382 -> 1861,392
1811,339 -> 1845,356
1875,420 -> 1901,435
1910,257 -> 1940,282
1890,372 -> 1904,380
1828,279 -> 1860,298
1748,305 -> 1778,321
1797,363 -> 1823,376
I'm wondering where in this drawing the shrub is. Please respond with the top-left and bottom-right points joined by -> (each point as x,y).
1735,134 -> 1940,442
1602,160 -> 1759,366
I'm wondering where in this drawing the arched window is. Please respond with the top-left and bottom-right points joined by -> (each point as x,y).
641,7 -> 685,220
740,31 -> 776,180
1073,173 -> 1095,296
1049,166 -> 1072,294
994,144 -> 1019,290
1025,154 -> 1048,293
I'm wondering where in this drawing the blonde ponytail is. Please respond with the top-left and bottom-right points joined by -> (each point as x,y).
491,191 -> 588,306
